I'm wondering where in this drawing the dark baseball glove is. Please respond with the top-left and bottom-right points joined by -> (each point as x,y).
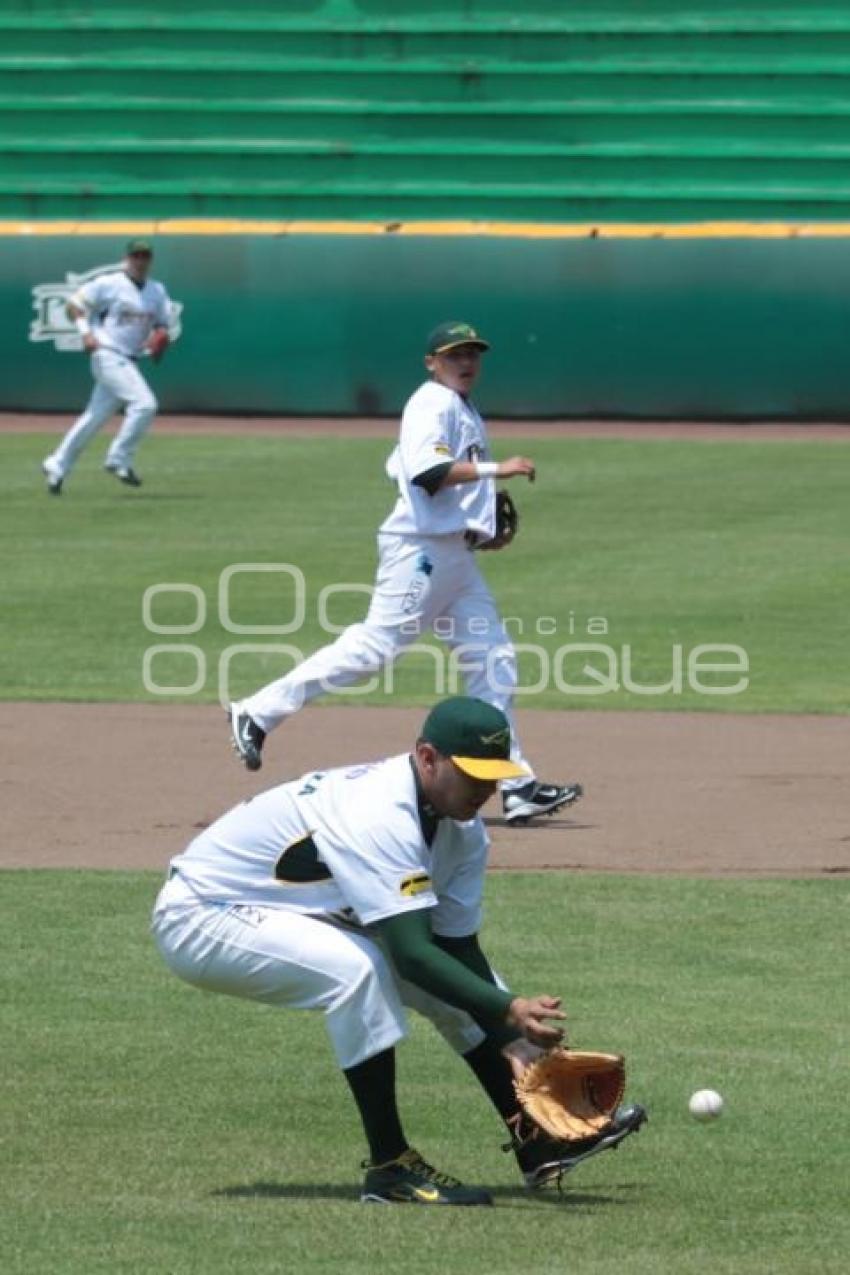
478,488 -> 519,551
513,1049 -> 626,1142
146,329 -> 170,362
496,488 -> 518,538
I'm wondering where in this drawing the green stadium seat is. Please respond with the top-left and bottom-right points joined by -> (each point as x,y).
2,3 -> 850,220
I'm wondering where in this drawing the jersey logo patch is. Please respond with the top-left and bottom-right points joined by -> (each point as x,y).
400,873 -> 432,898
433,444 -> 452,456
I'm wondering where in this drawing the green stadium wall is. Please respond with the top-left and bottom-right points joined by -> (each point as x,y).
7,228 -> 850,418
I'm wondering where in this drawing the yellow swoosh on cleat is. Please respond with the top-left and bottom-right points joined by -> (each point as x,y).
412,1186 -> 442,1202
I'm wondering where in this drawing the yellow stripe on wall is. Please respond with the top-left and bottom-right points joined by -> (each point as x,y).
3,218 -> 850,239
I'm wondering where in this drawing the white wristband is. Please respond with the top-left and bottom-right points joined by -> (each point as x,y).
74,315 -> 92,337
474,461 -> 499,478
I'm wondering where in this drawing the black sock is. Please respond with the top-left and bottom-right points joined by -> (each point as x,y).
465,1039 -> 544,1166
463,1036 -> 522,1124
342,1047 -> 408,1166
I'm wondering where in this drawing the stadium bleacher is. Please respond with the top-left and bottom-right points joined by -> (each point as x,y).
2,1 -> 850,221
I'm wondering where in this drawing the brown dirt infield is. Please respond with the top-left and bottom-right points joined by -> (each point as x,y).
5,412 -> 847,878
4,411 -> 850,442
4,702 -> 847,877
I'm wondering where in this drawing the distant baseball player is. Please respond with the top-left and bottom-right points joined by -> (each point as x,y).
154,696 -> 645,1205
229,320 -> 582,825
41,238 -> 173,494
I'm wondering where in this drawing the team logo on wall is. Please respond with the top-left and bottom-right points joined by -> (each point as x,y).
29,261 -> 183,352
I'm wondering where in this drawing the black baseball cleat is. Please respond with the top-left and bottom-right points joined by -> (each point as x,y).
513,1104 -> 648,1190
41,460 -> 63,495
228,704 -> 266,771
502,780 -> 583,825
104,463 -> 142,487
361,1147 -> 493,1206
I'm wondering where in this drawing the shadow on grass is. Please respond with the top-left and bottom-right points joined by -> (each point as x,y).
481,817 -> 595,832
212,1181 -> 639,1209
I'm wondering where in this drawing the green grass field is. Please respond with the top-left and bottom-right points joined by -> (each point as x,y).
2,430 -> 848,711
3,871 -> 847,1275
4,427 -> 848,1272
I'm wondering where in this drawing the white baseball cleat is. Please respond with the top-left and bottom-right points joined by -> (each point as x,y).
228,704 -> 266,771
41,458 -> 63,495
104,462 -> 142,487
502,780 -> 583,825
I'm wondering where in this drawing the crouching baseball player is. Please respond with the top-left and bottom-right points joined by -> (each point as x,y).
41,238 -> 173,494
153,696 -> 645,1205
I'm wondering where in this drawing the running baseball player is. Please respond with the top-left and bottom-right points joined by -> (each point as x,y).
154,696 -> 645,1205
229,320 -> 582,825
41,238 -> 173,494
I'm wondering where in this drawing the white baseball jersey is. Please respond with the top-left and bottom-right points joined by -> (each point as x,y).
168,753 -> 488,936
380,380 -> 497,542
71,271 -> 171,359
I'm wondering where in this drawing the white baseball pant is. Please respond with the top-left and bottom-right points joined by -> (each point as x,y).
241,531 -> 533,784
151,872 -> 486,1070
47,348 -> 157,478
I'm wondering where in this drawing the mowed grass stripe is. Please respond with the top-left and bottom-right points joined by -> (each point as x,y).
2,431 -> 848,711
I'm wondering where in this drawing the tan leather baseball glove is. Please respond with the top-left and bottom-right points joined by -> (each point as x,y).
513,1049 -> 626,1142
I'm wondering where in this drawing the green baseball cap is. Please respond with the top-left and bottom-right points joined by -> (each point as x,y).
125,238 -> 153,256
420,696 -> 529,781
426,320 -> 490,356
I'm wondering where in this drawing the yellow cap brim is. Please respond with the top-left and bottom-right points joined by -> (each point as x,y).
451,755 -> 530,781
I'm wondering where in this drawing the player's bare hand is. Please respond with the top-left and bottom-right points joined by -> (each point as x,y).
506,995 -> 566,1047
82,333 -> 99,353
497,456 -> 536,483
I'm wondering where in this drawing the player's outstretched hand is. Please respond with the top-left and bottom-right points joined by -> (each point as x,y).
82,333 -> 99,353
506,994 -> 566,1047
497,455 -> 536,482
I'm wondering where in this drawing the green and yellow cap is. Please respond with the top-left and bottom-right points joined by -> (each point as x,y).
125,238 -> 153,256
420,696 -> 529,781
426,320 -> 490,355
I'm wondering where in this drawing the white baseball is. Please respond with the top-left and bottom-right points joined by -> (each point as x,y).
689,1088 -> 724,1120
